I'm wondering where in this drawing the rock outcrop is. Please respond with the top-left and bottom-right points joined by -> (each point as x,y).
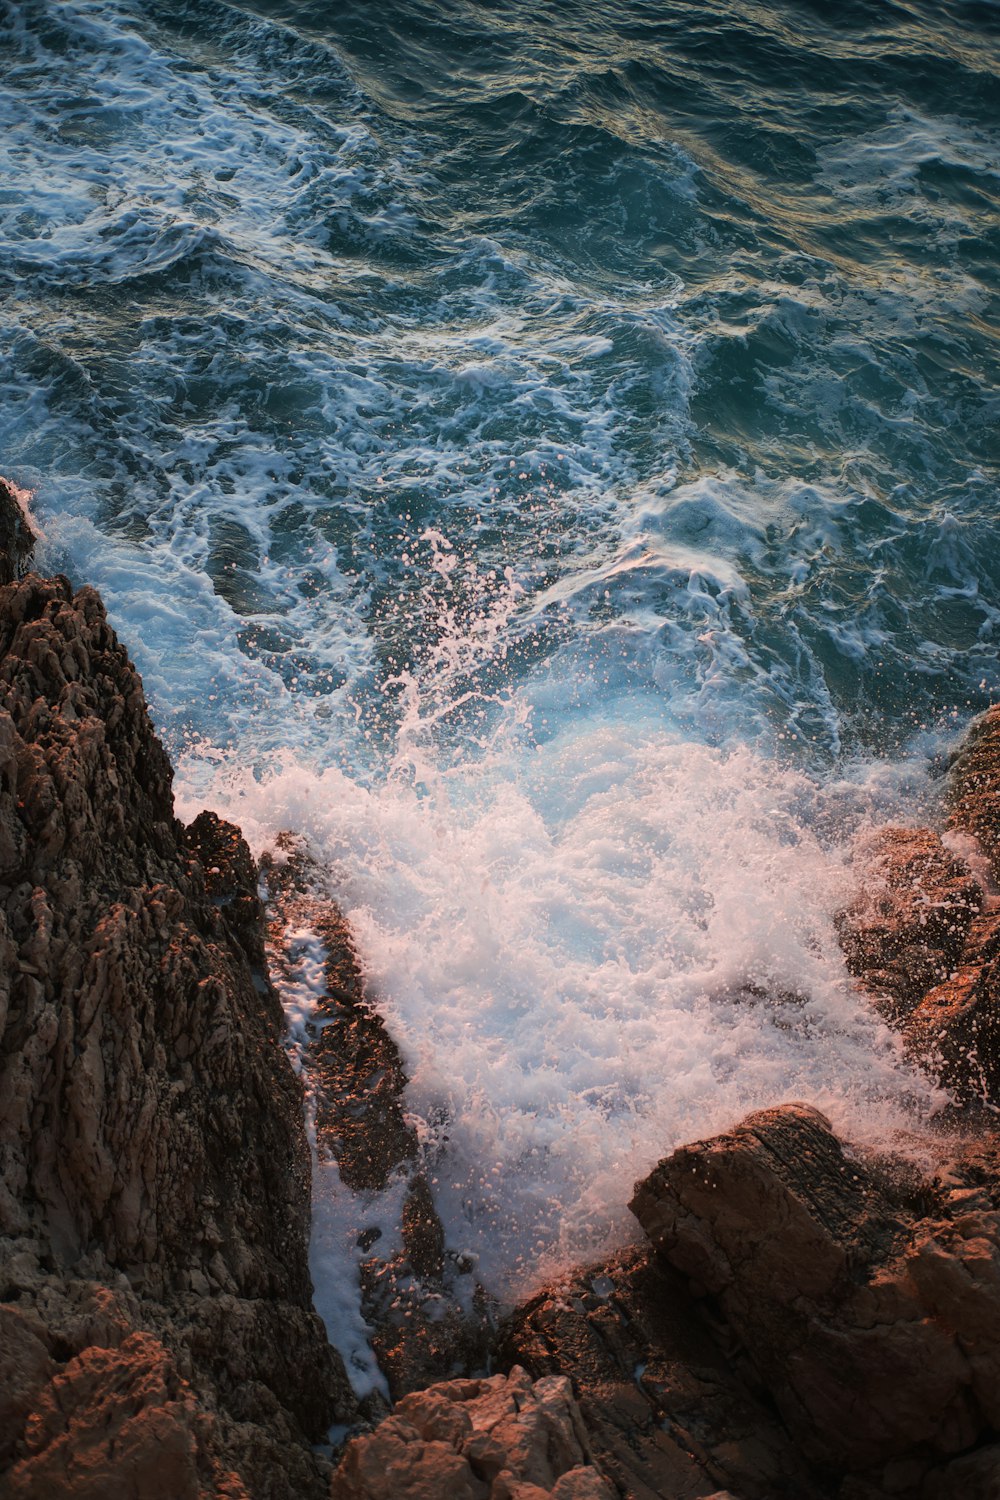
0,480 -> 34,587
262,838 -> 494,1402
329,1365 -> 614,1500
836,716 -> 1000,1107
836,826 -> 983,1020
499,1244 -> 820,1500
630,1102 -> 1000,1496
0,534 -> 356,1494
949,706 -> 1000,886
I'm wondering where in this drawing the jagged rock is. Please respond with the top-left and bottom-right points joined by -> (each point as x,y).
0,480 -> 35,586
500,1244 -> 819,1500
949,706 -> 1000,885
901,957 -> 1000,1104
834,711 -> 1000,1107
4,1330 -> 248,1500
262,838 -> 494,1400
0,574 -> 356,1495
630,1103 -> 1000,1488
261,835 -> 419,1193
836,826 -> 982,1019
328,1366 -> 614,1500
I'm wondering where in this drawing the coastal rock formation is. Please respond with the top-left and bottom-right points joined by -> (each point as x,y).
0,514 -> 355,1495
329,1365 -> 614,1500
262,839 -> 494,1401
836,826 -> 983,1020
949,705 -> 1000,885
630,1102 -> 1000,1493
836,715 -> 1000,1107
499,1244 -> 820,1500
0,480 -> 34,587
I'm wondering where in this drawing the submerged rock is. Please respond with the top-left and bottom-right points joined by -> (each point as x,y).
0,573 -> 356,1496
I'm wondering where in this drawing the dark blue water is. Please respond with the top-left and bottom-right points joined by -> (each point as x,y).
2,0 -> 998,1306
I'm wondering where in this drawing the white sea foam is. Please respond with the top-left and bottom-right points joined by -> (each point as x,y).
178,701 -> 945,1300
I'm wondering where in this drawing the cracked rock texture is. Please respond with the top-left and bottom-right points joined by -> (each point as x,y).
0,550 -> 356,1495
630,1102 -> 1000,1496
499,1242 -> 820,1500
328,1365 -> 614,1500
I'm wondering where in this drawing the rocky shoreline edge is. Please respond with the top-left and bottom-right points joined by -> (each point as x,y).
2,477 -> 1000,1500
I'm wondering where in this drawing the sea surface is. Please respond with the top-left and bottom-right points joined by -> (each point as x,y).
3,0 -> 999,1352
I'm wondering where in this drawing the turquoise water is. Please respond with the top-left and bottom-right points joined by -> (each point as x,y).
2,0 -> 999,1293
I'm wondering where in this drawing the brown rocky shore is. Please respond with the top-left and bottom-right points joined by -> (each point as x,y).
2,476 -> 1000,1500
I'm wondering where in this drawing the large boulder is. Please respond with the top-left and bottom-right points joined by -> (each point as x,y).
0,573 -> 356,1495
630,1103 -> 1000,1487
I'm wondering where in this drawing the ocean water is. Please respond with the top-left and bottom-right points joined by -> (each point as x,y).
2,0 -> 999,1310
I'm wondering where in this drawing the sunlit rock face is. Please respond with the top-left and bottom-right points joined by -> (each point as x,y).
0,503 -> 355,1497
329,1365 -> 614,1500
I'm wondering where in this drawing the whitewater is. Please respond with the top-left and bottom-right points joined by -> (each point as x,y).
2,0 -> 999,1331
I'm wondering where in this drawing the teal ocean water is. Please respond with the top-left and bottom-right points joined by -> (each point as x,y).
3,0 -> 999,1308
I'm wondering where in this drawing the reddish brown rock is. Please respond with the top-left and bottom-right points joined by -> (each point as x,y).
329,1366 -> 614,1500
0,574 -> 356,1495
901,959 -> 1000,1105
5,1331 -> 247,1500
499,1244 -> 819,1500
630,1103 -> 1000,1487
949,705 -> 1000,886
837,826 -> 982,1019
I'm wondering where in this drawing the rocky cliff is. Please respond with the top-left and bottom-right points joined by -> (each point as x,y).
5,471 -> 1000,1500
0,480 -> 356,1498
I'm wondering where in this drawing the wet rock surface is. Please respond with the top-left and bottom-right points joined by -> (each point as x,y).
262,838 -> 495,1403
0,565 -> 355,1497
836,825 -> 983,1021
949,706 -> 1000,886
0,480 -> 34,587
835,719 -> 1000,1108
